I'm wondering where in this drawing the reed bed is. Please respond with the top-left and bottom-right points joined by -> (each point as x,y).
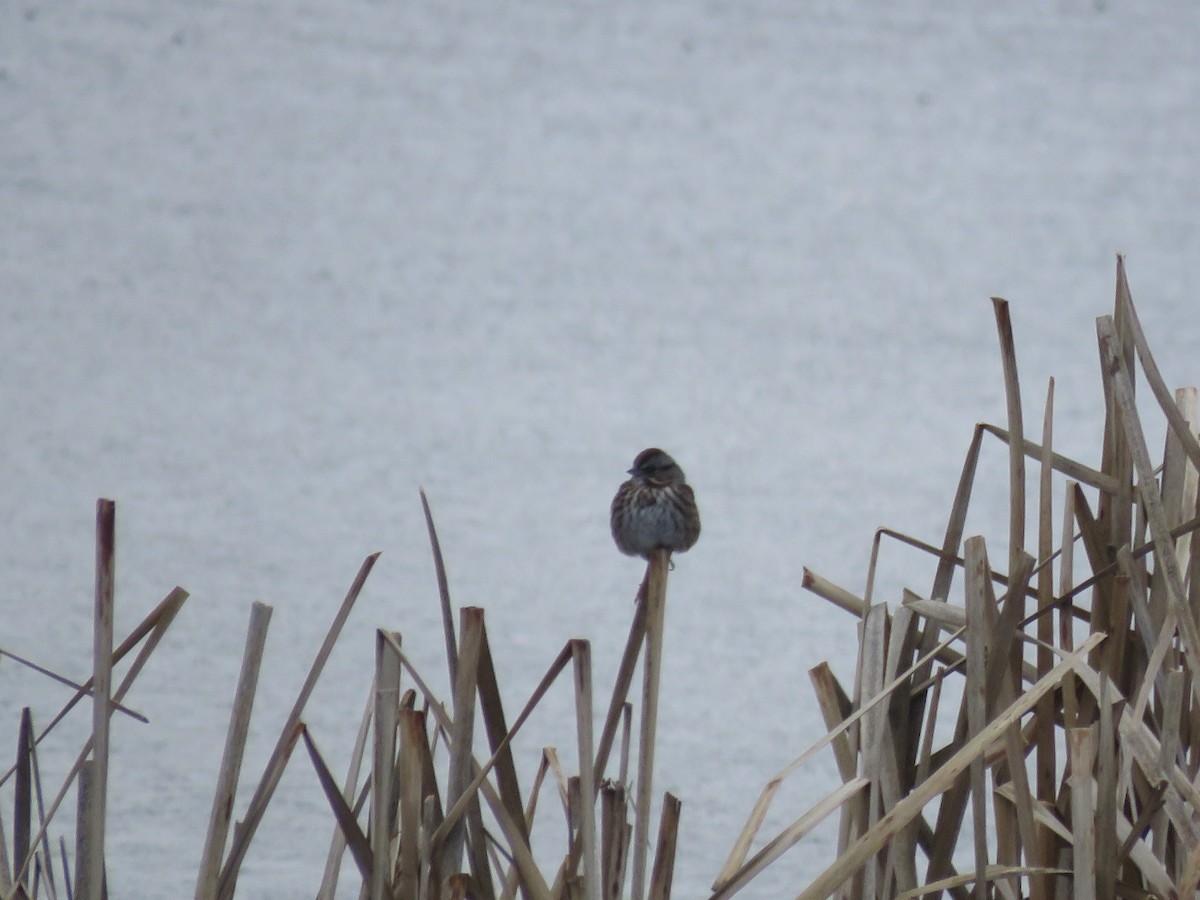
1,257 -> 1197,899
719,258 -> 1199,899
0,499 -> 682,900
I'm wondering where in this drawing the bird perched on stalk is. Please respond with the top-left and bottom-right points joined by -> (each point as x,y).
610,448 -> 701,560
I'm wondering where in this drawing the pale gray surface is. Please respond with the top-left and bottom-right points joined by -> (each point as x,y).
2,1 -> 1199,896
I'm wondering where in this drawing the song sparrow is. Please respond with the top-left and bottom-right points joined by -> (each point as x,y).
610,448 -> 701,560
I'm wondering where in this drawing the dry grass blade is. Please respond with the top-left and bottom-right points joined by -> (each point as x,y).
930,423 -> 986,608
978,423 -> 1115,493
215,552 -> 380,900
441,608 -> 488,891
593,587 -> 648,788
895,865 -> 1071,900
384,636 -> 553,900
1097,316 -> 1200,698
900,417 -> 992,836
1116,545 -> 1172,702
709,778 -> 868,900
964,537 -> 991,899
991,302 -> 1033,887
714,623 -> 969,889
1069,655 -> 1200,845
7,584 -> 188,895
420,488 -> 460,692
986,554 -> 1035,706
427,637 -> 574,851
808,664 -> 855,783
316,678 -> 377,900
27,713 -> 60,900
1034,376 -> 1060,900
0,816 -> 11,896
210,722 -> 305,900
195,600 -> 273,900
877,527 -> 1037,599
0,585 -> 190,790
0,651 -> 146,725
476,616 -> 532,891
299,725 -> 373,881
498,751 -> 555,900
1050,511 -> 1200,611
57,836 -> 70,897
794,634 -> 1103,900
1153,387 -> 1199,629
12,709 -> 32,898
1113,256 -> 1200,473
992,297 -> 1027,572
463,761 -> 554,900
1131,606 -> 1175,735
998,723 -> 1037,884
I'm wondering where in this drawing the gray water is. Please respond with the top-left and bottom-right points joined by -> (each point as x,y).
3,1 -> 1200,896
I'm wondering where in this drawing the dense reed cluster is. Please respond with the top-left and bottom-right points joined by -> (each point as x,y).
0,498 -> 683,900
1,259 -> 1197,899
766,260 -> 1200,899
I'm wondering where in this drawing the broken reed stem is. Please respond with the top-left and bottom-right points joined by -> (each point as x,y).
78,499 -> 115,900
371,630 -> 401,900
195,600 -> 273,900
572,639 -> 601,900
1032,377 -> 1057,900
963,537 -> 990,900
648,792 -> 681,900
215,552 -> 380,900
630,551 -> 670,900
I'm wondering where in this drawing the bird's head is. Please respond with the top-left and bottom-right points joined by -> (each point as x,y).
628,448 -> 686,486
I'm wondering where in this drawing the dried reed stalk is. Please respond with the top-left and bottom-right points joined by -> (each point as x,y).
76,498 -> 115,900
195,600 -> 273,900
630,549 -> 670,900
215,552 -> 379,900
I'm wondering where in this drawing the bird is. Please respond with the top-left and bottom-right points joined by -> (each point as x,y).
610,448 -> 701,560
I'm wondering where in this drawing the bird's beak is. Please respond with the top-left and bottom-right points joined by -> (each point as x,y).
626,467 -> 636,475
